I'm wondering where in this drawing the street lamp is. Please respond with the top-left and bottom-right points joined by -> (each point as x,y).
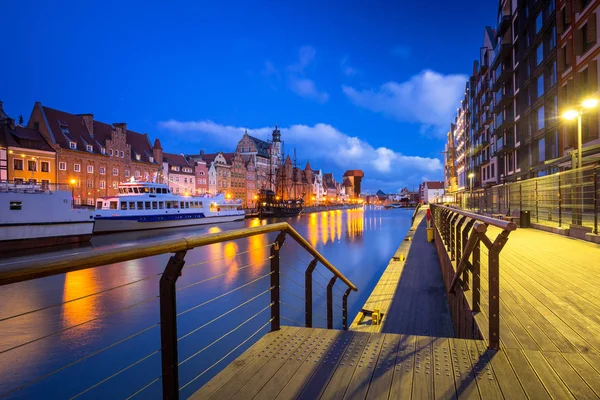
563,97 -> 599,225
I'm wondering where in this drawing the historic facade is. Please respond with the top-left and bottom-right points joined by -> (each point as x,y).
27,102 -> 162,205
193,158 -> 209,195
162,152 -> 195,195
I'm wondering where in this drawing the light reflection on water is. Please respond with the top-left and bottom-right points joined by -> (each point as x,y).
0,207 -> 411,399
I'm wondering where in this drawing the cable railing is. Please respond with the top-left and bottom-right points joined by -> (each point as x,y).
0,222 -> 357,400
430,204 -> 517,350
455,165 -> 600,233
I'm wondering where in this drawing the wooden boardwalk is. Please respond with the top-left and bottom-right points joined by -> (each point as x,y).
195,210 -> 600,399
350,210 -> 454,337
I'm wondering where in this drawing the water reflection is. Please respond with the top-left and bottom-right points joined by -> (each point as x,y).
0,207 -> 413,399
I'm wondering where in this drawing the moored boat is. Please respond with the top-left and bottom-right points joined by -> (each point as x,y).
93,180 -> 245,233
257,189 -> 303,219
0,181 -> 95,252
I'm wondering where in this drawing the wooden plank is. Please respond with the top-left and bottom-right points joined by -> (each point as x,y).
207,327 -> 304,399
190,326 -> 292,400
364,334 -> 401,400
541,351 -> 597,399
230,327 -> 320,400
473,341 -> 526,399
431,337 -> 457,400
295,331 -> 368,400
411,336 -> 434,400
503,349 -> 550,399
341,334 -> 386,399
448,338 -> 480,399
389,335 -> 417,399
271,329 -> 347,400
522,350 -> 574,399
464,340 -> 503,400
253,328 -> 336,400
561,352 -> 600,397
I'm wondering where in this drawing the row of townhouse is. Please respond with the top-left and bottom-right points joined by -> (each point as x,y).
445,0 -> 600,194
1,101 -> 363,207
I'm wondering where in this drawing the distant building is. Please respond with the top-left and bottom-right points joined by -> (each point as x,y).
162,152 -> 195,195
0,101 -> 56,185
244,156 -> 257,207
27,102 -> 162,205
236,127 -> 282,192
342,170 -> 364,199
419,181 -> 445,204
225,151 -> 247,205
193,158 -> 208,195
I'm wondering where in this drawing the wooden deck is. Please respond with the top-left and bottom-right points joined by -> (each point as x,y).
191,325 -> 600,399
350,210 -> 454,337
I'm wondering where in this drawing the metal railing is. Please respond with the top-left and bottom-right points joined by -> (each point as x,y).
455,165 -> 599,233
0,180 -> 70,193
411,203 -> 422,226
0,222 -> 357,400
430,204 -> 517,350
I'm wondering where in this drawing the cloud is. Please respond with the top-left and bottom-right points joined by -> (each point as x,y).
285,46 -> 329,103
391,44 -> 411,59
340,56 -> 358,77
158,119 -> 442,190
342,70 -> 467,137
262,61 -> 280,78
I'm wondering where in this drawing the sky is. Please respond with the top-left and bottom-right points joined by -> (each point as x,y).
0,0 -> 497,193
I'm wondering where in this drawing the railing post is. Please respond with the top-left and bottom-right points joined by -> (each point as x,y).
271,232 -> 286,332
160,250 -> 187,400
558,173 -> 562,228
305,258 -> 318,327
594,168 -> 598,234
342,288 -> 351,330
472,238 -> 480,313
535,180 -> 539,223
519,183 -> 522,212
488,230 -> 510,350
327,276 -> 337,329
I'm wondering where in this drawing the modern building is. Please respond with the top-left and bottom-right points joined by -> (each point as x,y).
419,181 -> 445,204
558,0 -> 600,162
26,103 -> 162,205
0,102 -> 56,185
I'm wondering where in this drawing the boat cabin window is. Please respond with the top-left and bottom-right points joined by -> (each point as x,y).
96,201 -> 103,209
152,201 -> 157,209
143,187 -> 150,193
129,202 -> 135,209
145,201 -> 151,209
110,201 -> 118,210
180,201 -> 185,208
133,187 -> 139,194
159,201 -> 164,209
162,188 -> 168,194
166,201 -> 172,209
137,201 -> 143,210
120,201 -> 127,210
10,201 -> 22,210
150,188 -> 156,194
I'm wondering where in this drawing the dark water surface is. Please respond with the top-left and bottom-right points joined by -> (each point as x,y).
0,207 -> 412,399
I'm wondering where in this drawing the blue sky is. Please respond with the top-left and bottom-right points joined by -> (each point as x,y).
1,0 -> 496,192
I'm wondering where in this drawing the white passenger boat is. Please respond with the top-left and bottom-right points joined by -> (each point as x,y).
0,181 -> 95,252
93,180 -> 246,233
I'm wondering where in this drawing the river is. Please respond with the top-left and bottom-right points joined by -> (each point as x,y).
0,207 -> 413,399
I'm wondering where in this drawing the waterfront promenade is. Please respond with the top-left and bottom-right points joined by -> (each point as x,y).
195,206 -> 600,399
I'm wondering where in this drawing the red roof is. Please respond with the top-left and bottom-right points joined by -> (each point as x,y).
424,181 -> 444,190
163,152 -> 194,175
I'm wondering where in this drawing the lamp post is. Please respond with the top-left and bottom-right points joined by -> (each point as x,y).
563,97 -> 599,225
468,172 -> 475,210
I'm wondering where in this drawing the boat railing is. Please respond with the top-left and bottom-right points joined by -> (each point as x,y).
0,180 -> 70,193
0,222 -> 357,399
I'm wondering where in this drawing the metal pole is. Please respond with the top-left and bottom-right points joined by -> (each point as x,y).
342,288 -> 351,330
305,258 -> 318,327
327,276 -> 337,329
535,180 -> 539,223
578,112 -> 583,170
578,112 -> 583,226
558,173 -> 562,227
271,232 -> 286,332
594,168 -> 598,234
488,230 -> 510,350
160,250 -> 187,400
472,239 -> 481,313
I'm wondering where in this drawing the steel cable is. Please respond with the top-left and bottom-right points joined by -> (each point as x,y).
279,272 -> 304,289
178,303 -> 272,367
177,255 -> 272,292
279,286 -> 304,303
125,376 -> 161,400
177,272 -> 273,317
69,349 -> 161,399
280,316 -> 304,326
0,295 -> 160,356
178,287 -> 272,342
182,243 -> 274,270
179,318 -> 273,392
279,301 -> 306,315
0,323 -> 160,398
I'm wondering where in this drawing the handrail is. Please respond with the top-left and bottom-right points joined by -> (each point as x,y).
441,205 -> 517,231
0,222 -> 357,291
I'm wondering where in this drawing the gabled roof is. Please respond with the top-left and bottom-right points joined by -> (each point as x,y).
163,152 -> 194,174
1,123 -> 54,152
424,181 -> 444,190
248,135 -> 270,158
